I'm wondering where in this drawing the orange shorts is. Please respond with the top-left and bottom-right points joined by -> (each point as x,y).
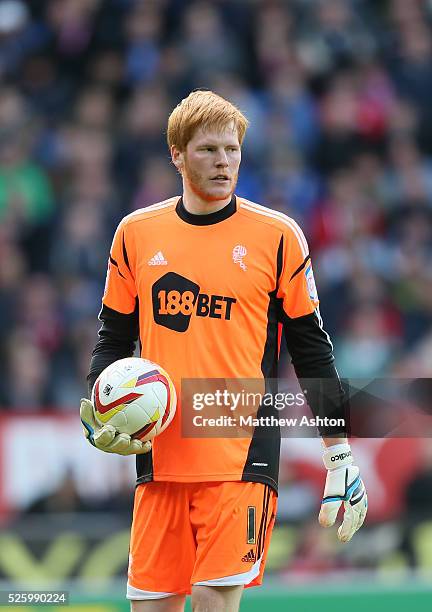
127,481 -> 277,599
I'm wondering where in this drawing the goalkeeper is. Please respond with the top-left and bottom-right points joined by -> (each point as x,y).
81,89 -> 367,612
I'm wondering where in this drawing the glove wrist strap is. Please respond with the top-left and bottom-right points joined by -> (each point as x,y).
323,442 -> 353,470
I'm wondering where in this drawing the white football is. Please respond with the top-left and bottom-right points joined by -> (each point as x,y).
92,357 -> 176,441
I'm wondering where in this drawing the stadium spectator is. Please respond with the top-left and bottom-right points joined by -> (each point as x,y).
1,0 -> 432,592
0,0 -> 428,414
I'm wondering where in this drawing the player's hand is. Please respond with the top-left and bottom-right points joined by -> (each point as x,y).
80,398 -> 152,456
318,443 -> 367,543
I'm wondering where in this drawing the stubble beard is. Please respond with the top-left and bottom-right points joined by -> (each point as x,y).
183,160 -> 238,203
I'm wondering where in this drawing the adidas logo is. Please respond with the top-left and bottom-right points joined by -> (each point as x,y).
148,251 -> 168,266
241,549 -> 256,563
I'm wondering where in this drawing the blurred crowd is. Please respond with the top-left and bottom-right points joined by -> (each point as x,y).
1,0 -> 432,409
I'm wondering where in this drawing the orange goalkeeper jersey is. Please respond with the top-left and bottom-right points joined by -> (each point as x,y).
98,195 -> 323,491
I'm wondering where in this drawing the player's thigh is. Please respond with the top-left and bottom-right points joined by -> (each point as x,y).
131,595 -> 185,612
191,585 -> 243,612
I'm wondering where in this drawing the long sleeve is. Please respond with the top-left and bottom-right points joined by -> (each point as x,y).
87,217 -> 139,395
87,303 -> 139,396
280,309 -> 347,436
276,224 -> 347,436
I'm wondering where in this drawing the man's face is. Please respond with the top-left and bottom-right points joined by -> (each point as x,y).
173,123 -> 241,202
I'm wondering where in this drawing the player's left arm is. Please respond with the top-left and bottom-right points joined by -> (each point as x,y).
276,224 -> 367,542
318,437 -> 367,543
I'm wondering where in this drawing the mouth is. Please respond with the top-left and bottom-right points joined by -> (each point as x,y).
210,175 -> 230,182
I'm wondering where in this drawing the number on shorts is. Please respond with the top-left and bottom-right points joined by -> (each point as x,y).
247,506 -> 256,544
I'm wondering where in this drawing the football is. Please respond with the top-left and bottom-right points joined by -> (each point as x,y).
92,357 -> 176,442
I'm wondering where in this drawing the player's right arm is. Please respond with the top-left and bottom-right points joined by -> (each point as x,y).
88,219 -> 139,393
81,219 -> 151,456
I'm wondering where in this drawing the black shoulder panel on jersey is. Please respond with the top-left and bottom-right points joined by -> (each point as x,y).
87,301 -> 139,395
276,235 -> 283,287
122,233 -> 131,273
290,254 -> 311,282
242,291 -> 280,493
109,255 -> 126,280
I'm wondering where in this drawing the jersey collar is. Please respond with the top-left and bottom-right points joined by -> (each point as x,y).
175,195 -> 237,226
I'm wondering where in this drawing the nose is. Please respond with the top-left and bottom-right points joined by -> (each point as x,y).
215,149 -> 229,167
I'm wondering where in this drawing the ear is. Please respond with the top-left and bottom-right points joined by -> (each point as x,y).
171,145 -> 184,173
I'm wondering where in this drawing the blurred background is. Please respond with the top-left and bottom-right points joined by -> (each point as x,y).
1,0 -> 432,610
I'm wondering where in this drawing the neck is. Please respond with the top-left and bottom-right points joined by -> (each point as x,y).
182,183 -> 232,215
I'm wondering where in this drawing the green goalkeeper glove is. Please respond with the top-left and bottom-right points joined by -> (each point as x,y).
80,398 -> 152,455
319,443 -> 367,542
